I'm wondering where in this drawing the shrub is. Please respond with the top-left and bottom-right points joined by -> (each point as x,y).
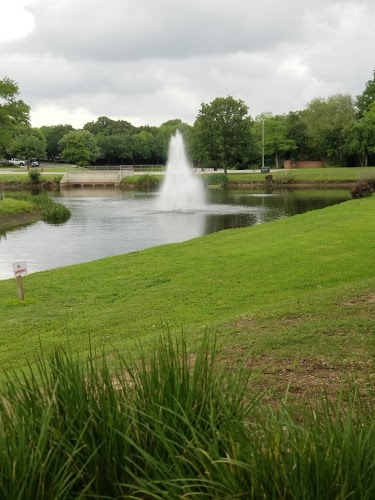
204,173 -> 228,188
278,171 -> 296,184
350,177 -> 375,199
28,169 -> 41,183
135,174 -> 162,189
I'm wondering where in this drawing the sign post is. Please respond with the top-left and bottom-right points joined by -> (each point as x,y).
12,262 -> 28,301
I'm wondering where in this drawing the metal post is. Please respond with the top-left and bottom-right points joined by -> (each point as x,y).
262,119 -> 265,170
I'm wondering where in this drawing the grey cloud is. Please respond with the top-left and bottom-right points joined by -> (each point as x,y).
1,0 -> 374,128
8,0 -> 346,62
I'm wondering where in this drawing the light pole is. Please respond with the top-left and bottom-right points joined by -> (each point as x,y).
262,119 -> 265,170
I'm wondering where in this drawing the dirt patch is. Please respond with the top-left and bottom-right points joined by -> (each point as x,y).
218,347 -> 373,403
0,181 -> 58,191
226,315 -> 303,330
343,291 -> 375,306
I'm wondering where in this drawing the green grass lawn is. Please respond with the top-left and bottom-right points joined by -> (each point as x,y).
0,174 -> 63,184
228,166 -> 375,183
0,197 -> 36,217
0,195 -> 374,399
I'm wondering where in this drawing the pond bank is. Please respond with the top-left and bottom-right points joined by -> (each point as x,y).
0,210 -> 41,230
228,180 -> 356,189
0,181 -> 58,191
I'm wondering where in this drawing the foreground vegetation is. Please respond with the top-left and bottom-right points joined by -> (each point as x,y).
0,193 -> 70,225
0,335 -> 374,499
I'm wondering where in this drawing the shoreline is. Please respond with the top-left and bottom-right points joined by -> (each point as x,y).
0,210 -> 41,231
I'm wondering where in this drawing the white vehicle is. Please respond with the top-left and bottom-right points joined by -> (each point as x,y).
9,158 -> 26,166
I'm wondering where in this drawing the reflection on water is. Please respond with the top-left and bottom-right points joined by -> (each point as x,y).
157,211 -> 206,243
0,188 -> 351,280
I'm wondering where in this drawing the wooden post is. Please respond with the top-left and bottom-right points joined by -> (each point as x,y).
16,275 -> 24,301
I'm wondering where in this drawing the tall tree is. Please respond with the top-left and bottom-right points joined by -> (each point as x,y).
343,103 -> 375,166
40,124 -> 74,160
191,96 -> 253,173
96,134 -> 135,165
285,111 -> 312,161
254,114 -> 296,168
9,128 -> 47,162
156,119 -> 192,163
84,116 -> 135,136
0,77 -> 30,157
132,131 -> 158,164
302,94 -> 356,164
356,69 -> 375,117
59,130 -> 101,166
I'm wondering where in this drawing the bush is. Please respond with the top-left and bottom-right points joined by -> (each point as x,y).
277,171 -> 296,184
204,173 -> 229,188
350,177 -> 375,199
135,174 -> 162,189
28,169 -> 41,183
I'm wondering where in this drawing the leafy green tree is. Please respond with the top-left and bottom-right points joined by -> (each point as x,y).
356,69 -> 375,117
0,77 -> 30,157
9,128 -> 47,162
343,103 -> 375,166
254,114 -> 296,168
84,116 -> 135,136
59,130 -> 101,166
132,131 -> 157,164
156,119 -> 192,163
302,94 -> 356,164
96,133 -> 135,165
285,111 -> 312,161
40,124 -> 74,160
191,96 -> 253,173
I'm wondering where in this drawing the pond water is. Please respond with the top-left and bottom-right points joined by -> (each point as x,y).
0,188 -> 351,280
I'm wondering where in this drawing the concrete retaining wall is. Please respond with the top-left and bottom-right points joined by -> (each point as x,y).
60,169 -> 134,188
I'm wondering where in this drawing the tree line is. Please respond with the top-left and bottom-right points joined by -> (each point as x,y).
1,70 -> 374,170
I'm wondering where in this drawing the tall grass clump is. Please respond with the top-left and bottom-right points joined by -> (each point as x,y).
7,192 -> 71,223
204,173 -> 229,188
32,195 -> 71,223
121,174 -> 162,190
0,335 -> 375,498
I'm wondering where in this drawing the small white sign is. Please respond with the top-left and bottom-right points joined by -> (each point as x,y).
12,261 -> 28,278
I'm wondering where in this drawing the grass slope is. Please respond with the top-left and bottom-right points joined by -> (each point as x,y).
229,166 -> 375,183
0,197 -> 36,217
0,196 -> 374,396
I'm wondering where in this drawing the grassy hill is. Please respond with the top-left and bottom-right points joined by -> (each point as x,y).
0,194 -> 374,497
0,195 -> 374,399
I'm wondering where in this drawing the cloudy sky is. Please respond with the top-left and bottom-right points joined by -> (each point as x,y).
1,0 -> 374,129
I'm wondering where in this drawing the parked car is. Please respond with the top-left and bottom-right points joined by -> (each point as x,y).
9,158 -> 25,166
30,159 -> 39,167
